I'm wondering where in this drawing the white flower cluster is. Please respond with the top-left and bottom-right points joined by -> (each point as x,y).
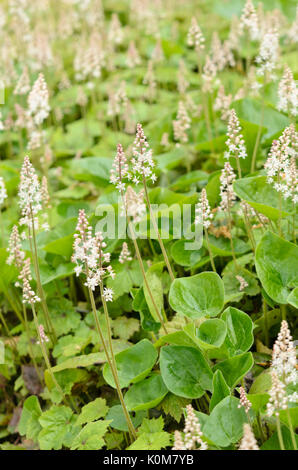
126,41 -> 141,68
18,156 -> 42,228
0,176 -> 7,206
239,424 -> 259,450
202,56 -> 217,93
238,386 -> 252,413
214,84 -> 232,121
272,320 -> 297,385
236,275 -> 248,291
195,188 -> 213,229
37,324 -> 49,345
239,0 -> 259,41
27,73 -> 50,125
124,186 -> 146,223
187,17 -> 205,53
107,81 -> 127,118
210,33 -> 235,72
108,13 -> 123,46
119,242 -> 132,264
172,404 -> 207,450
72,209 -> 115,293
177,60 -> 189,95
173,101 -> 191,144
110,143 -> 130,192
19,258 -> 40,305
277,66 -> 298,116
219,162 -> 237,212
14,66 -> 30,95
225,109 -> 247,160
267,370 -> 288,417
255,29 -> 279,77
264,125 -> 298,203
143,60 -> 156,102
7,225 -> 25,269
130,123 -> 156,184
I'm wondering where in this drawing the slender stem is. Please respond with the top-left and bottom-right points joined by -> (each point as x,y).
235,153 -> 242,180
23,304 -> 43,383
142,176 -> 175,282
286,407 -> 297,450
251,76 -> 267,173
88,286 -> 137,441
204,228 -> 216,272
128,219 -> 168,334
227,208 -> 238,271
31,303 -> 66,403
28,220 -> 57,343
263,298 -> 269,348
276,416 -> 285,450
120,189 -> 168,333
281,304 -> 286,321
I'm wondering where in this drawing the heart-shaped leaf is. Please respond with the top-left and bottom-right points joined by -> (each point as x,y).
124,374 -> 168,411
103,339 -> 158,388
160,345 -> 213,398
213,352 -> 254,388
234,176 -> 293,220
202,396 -> 247,447
255,231 -> 298,304
221,307 -> 254,356
169,272 -> 224,319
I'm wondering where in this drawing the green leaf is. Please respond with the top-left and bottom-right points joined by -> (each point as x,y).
202,396 -> 247,447
106,405 -> 146,432
68,157 -> 112,185
127,432 -> 171,450
246,393 -> 269,413
249,371 -> 272,394
159,394 -> 191,423
221,307 -> 254,356
169,272 -> 224,319
143,262 -> 164,322
160,345 -> 213,398
70,420 -> 111,450
38,406 -> 78,450
234,176 -> 293,220
76,398 -> 109,426
207,234 -> 250,257
255,231 -> 298,304
196,319 -> 227,350
288,287 -> 298,308
171,240 -> 203,267
124,374 -> 168,412
138,416 -> 165,434
103,339 -> 158,388
209,370 -> 230,412
18,396 -> 42,442
112,317 -> 139,341
213,352 -> 254,388
261,425 -> 298,450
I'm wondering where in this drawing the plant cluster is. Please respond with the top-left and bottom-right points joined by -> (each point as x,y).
0,0 -> 297,451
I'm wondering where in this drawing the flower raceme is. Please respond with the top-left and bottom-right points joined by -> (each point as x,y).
277,65 -> 298,117
0,176 -> 7,206
225,109 -> 247,161
18,155 -> 42,229
172,404 -> 207,450
27,73 -> 50,126
110,124 -> 156,191
195,188 -> 213,229
264,124 -> 298,203
72,209 -> 115,299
